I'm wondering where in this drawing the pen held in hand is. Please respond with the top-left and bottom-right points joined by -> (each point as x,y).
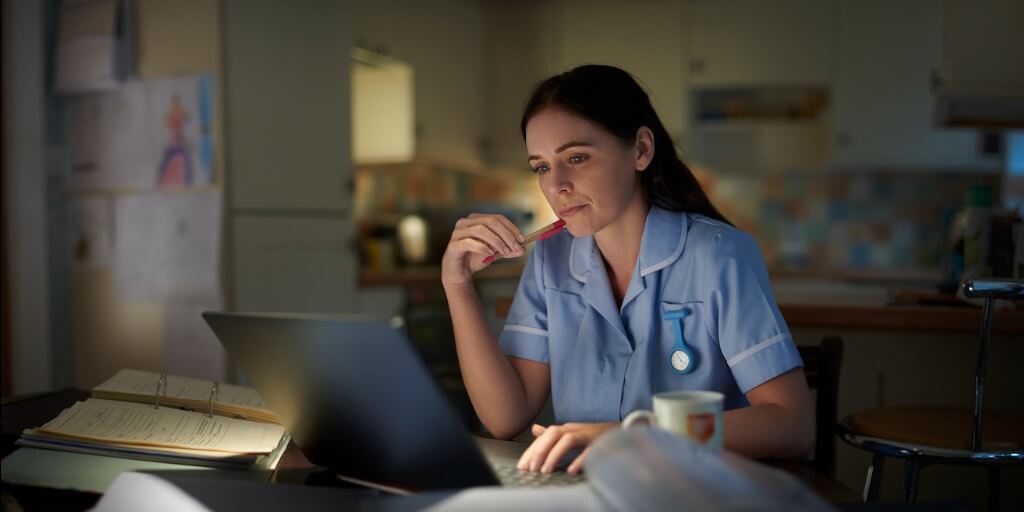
482,219 -> 566,265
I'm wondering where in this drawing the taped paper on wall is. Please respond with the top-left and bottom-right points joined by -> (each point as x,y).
70,196 -> 115,269
113,190 -> 221,302
68,74 -> 215,191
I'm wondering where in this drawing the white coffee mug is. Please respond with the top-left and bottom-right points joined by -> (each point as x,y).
622,390 -> 724,450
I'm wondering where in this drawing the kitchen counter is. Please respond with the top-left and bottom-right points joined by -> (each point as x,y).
359,262 -> 526,287
491,298 -> 1022,334
491,276 -> 1023,334
769,279 -> 1023,334
490,298 -> 1023,334
365,263 -> 1022,335
777,303 -> 1022,334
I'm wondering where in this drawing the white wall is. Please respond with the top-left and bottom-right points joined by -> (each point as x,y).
2,0 -> 52,395
69,0 -> 224,389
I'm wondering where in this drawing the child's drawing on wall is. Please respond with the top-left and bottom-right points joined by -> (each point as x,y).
157,94 -> 193,187
196,74 -> 214,184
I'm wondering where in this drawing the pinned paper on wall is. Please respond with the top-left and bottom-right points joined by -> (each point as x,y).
113,190 -> 221,302
149,74 -> 216,187
69,74 -> 215,191
54,0 -> 132,94
70,196 -> 115,269
68,83 -> 150,189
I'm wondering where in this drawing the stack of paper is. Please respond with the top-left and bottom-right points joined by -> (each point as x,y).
20,399 -> 288,469
17,369 -> 289,470
92,369 -> 280,424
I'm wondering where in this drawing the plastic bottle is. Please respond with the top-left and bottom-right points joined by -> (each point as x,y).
961,185 -> 994,282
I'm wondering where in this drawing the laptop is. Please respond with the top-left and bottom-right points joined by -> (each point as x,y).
201,311 -> 584,491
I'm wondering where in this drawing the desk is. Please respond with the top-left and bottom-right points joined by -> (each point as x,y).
2,389 -> 859,510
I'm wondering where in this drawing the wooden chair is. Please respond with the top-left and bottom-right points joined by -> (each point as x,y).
798,336 -> 844,476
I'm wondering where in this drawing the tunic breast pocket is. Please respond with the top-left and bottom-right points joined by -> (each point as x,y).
660,301 -> 705,375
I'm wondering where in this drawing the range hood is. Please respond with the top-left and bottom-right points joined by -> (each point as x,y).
351,47 -> 415,164
933,87 -> 1024,129
933,0 -> 1024,129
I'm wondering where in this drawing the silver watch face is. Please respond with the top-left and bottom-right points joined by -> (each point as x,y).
671,350 -> 690,371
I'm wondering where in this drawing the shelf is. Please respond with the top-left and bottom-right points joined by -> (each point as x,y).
693,119 -> 825,132
359,262 -> 525,287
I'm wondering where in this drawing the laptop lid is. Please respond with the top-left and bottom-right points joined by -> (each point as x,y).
201,311 -> 499,490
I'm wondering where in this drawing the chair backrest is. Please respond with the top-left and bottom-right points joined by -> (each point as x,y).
798,336 -> 844,476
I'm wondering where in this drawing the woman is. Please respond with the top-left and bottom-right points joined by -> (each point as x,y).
441,65 -> 813,475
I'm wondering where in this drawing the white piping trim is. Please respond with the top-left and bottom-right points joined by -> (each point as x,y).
569,238 -> 589,283
691,215 -> 729,229
640,213 -> 686,276
504,325 -> 549,337
726,332 -> 791,368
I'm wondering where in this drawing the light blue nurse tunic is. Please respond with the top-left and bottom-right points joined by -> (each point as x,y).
498,206 -> 802,423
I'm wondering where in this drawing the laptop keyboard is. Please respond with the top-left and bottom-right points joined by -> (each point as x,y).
490,463 -> 585,487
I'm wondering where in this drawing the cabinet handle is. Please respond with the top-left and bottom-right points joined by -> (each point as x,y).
836,132 -> 850,148
689,58 -> 705,74
929,68 -> 944,93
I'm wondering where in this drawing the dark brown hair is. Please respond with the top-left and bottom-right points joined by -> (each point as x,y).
521,64 -> 731,225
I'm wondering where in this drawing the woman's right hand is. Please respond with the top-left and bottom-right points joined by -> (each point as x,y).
442,213 -> 525,289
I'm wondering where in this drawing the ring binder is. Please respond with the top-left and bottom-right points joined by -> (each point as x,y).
90,369 -> 279,424
207,382 -> 219,418
153,373 -> 168,409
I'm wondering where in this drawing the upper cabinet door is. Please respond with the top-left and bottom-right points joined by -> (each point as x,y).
223,0 -> 352,211
554,1 -> 689,141
689,0 -> 835,87
831,0 -> 995,169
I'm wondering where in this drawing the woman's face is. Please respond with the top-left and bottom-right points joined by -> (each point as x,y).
525,107 -> 647,237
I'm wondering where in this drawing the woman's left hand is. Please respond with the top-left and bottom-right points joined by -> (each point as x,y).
517,422 -> 619,474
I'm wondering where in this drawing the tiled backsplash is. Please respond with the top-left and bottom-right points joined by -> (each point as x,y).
356,162 -> 1003,274
355,162 -> 536,218
708,170 -> 1002,271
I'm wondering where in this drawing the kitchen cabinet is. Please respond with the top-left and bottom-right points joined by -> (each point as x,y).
223,0 -> 358,320
830,0 -> 997,169
484,0 -> 692,171
352,0 -> 486,170
481,1 -> 556,171
553,0 -> 690,142
933,0 -> 1024,129
688,0 -> 834,87
223,0 -> 353,211
232,216 -> 356,313
351,48 -> 415,165
941,0 -> 1024,92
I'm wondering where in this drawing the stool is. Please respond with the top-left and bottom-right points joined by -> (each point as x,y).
838,278 -> 1024,506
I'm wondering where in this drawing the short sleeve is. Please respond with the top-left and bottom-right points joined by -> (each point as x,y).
703,230 -> 802,393
498,242 -> 550,363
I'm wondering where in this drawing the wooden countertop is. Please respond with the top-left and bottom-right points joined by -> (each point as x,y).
368,264 -> 1022,335
359,263 -> 525,287
493,299 -> 1024,334
776,303 -> 1023,334
361,264 -> 943,288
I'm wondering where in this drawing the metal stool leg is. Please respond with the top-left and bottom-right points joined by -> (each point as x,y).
863,452 -> 884,502
900,458 -> 921,502
971,296 -> 994,452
